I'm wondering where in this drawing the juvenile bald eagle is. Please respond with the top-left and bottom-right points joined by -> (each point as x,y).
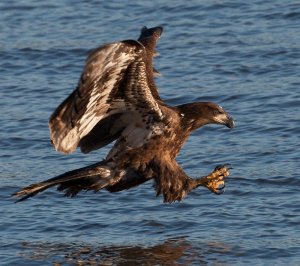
14,26 -> 234,203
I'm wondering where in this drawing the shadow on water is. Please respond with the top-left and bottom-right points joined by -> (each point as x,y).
19,237 -> 232,265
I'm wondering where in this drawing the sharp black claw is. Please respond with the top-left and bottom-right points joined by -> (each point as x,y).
225,164 -> 233,170
211,181 -> 226,195
214,164 -> 232,171
218,184 -> 226,190
214,165 -> 223,170
215,189 -> 225,195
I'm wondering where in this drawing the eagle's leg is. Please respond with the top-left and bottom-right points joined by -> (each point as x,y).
189,165 -> 230,194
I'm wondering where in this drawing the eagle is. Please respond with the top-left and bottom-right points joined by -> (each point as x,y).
13,26 -> 234,203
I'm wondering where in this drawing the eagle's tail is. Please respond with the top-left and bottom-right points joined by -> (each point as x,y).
12,161 -> 121,202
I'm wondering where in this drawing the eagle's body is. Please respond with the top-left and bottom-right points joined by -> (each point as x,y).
14,26 -> 234,203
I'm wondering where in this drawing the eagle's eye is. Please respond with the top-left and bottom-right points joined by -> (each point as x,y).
213,109 -> 223,116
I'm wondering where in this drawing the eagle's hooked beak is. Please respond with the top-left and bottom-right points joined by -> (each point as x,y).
225,116 -> 235,129
214,113 -> 235,129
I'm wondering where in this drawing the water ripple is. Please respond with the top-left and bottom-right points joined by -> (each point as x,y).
1,0 -> 300,265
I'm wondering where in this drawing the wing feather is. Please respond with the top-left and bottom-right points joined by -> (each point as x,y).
49,41 -> 144,153
124,60 -> 163,121
104,60 -> 166,159
50,39 -> 164,154
80,60 -> 166,155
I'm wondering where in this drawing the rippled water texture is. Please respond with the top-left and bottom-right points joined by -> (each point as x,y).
1,0 -> 300,265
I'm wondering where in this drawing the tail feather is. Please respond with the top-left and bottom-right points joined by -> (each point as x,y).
12,161 -> 119,202
13,182 -> 53,202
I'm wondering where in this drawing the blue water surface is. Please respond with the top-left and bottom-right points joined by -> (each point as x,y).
1,0 -> 300,265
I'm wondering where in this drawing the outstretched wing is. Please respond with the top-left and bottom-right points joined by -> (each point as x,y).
50,40 -> 145,154
50,40 -> 164,154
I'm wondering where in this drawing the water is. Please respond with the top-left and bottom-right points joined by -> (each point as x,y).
1,0 -> 300,265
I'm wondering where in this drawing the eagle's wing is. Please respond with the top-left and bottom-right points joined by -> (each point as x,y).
104,58 -> 166,158
49,40 -> 163,154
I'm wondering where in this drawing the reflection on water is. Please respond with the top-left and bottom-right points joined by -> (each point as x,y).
20,238 -> 232,265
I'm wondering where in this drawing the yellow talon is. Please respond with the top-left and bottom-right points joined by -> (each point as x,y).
204,165 -> 230,194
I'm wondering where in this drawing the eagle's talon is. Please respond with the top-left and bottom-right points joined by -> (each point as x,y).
203,164 -> 230,194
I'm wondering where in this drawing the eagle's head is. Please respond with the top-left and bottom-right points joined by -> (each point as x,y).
177,102 -> 235,131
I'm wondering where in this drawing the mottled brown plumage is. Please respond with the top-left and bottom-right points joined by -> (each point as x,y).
13,26 -> 234,203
